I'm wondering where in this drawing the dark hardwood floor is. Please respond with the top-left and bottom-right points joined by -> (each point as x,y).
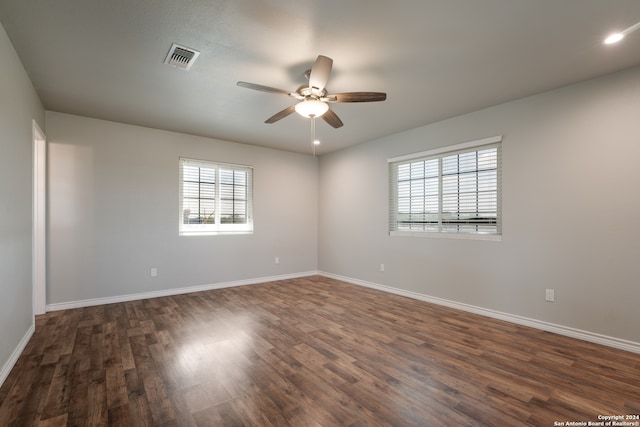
1,275 -> 639,426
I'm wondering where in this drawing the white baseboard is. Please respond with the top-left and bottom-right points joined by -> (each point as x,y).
44,269 -> 640,355
0,322 -> 35,389
46,271 -> 318,312
318,271 -> 640,355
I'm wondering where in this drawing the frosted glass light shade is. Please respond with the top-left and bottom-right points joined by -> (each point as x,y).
295,99 -> 329,118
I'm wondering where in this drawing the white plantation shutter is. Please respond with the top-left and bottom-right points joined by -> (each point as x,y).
179,158 -> 253,235
389,136 -> 501,238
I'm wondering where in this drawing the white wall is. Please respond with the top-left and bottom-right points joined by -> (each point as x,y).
318,66 -> 640,344
46,112 -> 318,305
0,23 -> 45,379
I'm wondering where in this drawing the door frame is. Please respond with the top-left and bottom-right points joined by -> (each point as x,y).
32,120 -> 46,315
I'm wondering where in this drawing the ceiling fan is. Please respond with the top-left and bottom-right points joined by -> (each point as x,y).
237,55 -> 386,129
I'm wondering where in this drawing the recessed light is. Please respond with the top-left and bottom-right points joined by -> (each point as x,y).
604,33 -> 624,44
603,20 -> 640,45
313,139 -> 321,146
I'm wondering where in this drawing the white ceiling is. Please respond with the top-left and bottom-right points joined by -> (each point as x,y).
2,0 -> 640,155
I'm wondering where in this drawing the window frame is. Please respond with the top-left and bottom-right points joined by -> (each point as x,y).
179,157 -> 254,236
388,136 -> 502,240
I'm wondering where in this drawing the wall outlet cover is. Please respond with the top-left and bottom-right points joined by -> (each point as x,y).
545,289 -> 555,302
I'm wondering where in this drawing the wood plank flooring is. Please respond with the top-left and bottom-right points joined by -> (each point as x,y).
1,275 -> 639,426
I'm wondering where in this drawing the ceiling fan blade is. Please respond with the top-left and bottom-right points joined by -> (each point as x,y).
321,108 -> 343,128
309,55 -> 333,91
265,105 -> 296,124
326,92 -> 387,103
237,81 -> 292,96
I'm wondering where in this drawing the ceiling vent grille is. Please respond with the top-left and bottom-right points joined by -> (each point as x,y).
164,43 -> 200,70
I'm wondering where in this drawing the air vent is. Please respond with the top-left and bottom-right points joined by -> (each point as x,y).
164,43 -> 200,70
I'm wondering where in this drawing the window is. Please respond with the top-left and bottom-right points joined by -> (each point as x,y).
389,136 -> 501,238
179,158 -> 253,235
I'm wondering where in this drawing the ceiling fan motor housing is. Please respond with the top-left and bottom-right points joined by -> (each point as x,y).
298,86 -> 326,99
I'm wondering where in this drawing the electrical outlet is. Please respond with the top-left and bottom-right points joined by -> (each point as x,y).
380,264 -> 385,272
150,268 -> 158,277
275,257 -> 280,264
545,289 -> 554,302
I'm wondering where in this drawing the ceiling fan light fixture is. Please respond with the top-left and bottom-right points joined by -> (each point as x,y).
237,55 -> 385,130
295,99 -> 329,118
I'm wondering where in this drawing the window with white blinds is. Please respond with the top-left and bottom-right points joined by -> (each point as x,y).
179,158 -> 253,235
389,136 -> 501,238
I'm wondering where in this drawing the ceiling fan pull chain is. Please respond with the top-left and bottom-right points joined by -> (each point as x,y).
311,116 -> 316,156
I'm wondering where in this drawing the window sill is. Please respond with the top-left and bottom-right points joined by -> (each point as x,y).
180,230 -> 253,237
389,230 -> 501,241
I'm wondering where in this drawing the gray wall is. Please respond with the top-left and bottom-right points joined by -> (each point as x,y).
4,12 -> 639,380
47,112 -> 318,304
319,66 -> 640,343
0,24 -> 45,372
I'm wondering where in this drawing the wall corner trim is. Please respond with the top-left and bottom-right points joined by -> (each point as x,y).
0,322 -> 35,389
318,271 -> 640,355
